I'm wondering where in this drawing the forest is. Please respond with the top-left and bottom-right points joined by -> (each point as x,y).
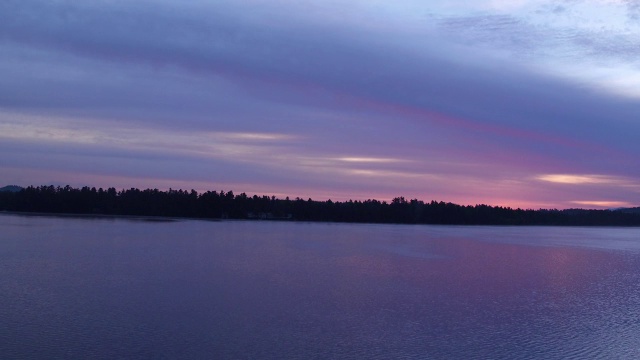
1,185 -> 640,226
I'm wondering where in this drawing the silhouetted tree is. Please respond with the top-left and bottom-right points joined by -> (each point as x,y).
1,185 -> 640,226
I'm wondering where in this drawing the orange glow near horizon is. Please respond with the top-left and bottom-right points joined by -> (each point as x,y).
3,166 -> 637,210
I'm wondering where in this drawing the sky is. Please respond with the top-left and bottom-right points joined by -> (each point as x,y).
1,0 -> 640,209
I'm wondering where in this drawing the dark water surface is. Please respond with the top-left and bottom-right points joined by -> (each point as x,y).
1,214 -> 640,359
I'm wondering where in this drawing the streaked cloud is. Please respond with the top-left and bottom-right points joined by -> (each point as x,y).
571,200 -> 633,208
0,111 -> 296,161
536,174 -> 625,185
1,0 -> 639,208
218,133 -> 296,141
334,157 -> 410,164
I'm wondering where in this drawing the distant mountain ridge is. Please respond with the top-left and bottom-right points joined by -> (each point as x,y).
0,185 -> 23,192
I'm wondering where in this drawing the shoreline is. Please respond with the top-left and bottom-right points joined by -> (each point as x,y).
3,210 -> 640,228
0,210 -> 215,223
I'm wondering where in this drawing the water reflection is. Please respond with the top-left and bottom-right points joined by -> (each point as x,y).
1,215 -> 640,359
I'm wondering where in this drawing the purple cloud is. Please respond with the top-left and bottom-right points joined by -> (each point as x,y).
1,0 -> 639,208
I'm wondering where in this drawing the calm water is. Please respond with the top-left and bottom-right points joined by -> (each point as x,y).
1,214 -> 640,359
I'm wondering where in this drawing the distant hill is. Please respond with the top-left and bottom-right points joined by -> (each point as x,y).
0,185 -> 23,192
615,207 -> 640,214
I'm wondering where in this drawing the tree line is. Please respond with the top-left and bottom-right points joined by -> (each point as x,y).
1,185 -> 640,226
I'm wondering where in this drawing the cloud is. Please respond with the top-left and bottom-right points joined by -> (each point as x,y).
0,111 -> 298,160
536,174 -> 628,185
436,6 -> 640,62
334,157 -> 411,164
571,200 -> 633,208
2,0 -> 639,136
623,0 -> 640,19
434,2 -> 640,101
1,0 -> 640,208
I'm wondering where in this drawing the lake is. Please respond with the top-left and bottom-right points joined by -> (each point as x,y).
1,214 -> 640,359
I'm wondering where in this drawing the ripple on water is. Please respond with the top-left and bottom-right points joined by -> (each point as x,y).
2,216 -> 640,359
